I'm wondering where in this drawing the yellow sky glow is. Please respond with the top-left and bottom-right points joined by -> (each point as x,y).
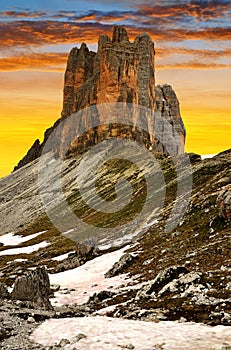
0,66 -> 230,178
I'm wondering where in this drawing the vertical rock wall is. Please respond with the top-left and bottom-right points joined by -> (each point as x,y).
14,26 -> 185,171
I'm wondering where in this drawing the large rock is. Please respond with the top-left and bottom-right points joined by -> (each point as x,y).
11,267 -> 52,310
14,26 -> 186,171
158,271 -> 203,297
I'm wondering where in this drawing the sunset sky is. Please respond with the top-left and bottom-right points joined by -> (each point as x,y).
0,0 -> 230,178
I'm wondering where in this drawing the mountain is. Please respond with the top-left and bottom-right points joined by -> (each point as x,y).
14,26 -> 185,171
0,26 -> 230,350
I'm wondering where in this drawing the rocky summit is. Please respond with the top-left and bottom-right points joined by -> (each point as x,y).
14,26 -> 185,171
0,26 -> 230,350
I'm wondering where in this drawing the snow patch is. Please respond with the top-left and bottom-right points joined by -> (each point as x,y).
7,258 -> 28,264
201,154 -> 216,160
143,218 -> 159,229
49,246 -> 131,306
0,241 -> 49,256
63,229 -> 74,235
30,316 -> 231,350
52,252 -> 75,261
0,231 -> 46,246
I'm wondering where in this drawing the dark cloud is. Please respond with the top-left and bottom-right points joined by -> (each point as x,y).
0,10 -> 47,18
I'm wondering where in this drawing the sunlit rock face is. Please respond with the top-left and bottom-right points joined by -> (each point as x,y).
62,26 -> 155,116
14,26 -> 186,171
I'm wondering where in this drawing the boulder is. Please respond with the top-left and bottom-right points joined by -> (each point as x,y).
11,266 -> 52,310
158,271 -> 202,297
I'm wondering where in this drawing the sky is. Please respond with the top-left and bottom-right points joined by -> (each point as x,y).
0,0 -> 230,178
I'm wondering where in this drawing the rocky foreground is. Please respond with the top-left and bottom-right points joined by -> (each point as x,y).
0,253 -> 231,349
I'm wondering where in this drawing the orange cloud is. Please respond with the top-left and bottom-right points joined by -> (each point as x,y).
138,0 -> 230,21
156,47 -> 231,59
0,52 -> 68,72
0,46 -> 229,73
0,10 -> 47,18
156,62 -> 231,70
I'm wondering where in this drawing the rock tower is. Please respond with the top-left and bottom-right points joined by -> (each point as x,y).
14,26 -> 186,170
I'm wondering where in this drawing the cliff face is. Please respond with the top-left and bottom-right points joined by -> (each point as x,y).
14,26 -> 185,171
62,26 -> 155,117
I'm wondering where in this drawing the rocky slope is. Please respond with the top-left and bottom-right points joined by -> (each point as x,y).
14,26 -> 185,171
1,151 -> 231,293
0,147 -> 230,348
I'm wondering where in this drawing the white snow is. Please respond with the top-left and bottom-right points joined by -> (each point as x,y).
0,241 -> 49,256
52,252 -> 75,261
143,218 -> 159,229
201,154 -> 216,160
49,246 -> 131,306
0,231 -> 46,246
47,158 -> 56,165
7,258 -> 28,264
63,229 -> 74,235
30,316 -> 231,350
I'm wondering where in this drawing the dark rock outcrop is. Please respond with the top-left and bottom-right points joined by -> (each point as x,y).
11,267 -> 52,310
138,266 -> 188,296
14,139 -> 41,172
105,252 -> 138,278
14,26 -> 186,171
